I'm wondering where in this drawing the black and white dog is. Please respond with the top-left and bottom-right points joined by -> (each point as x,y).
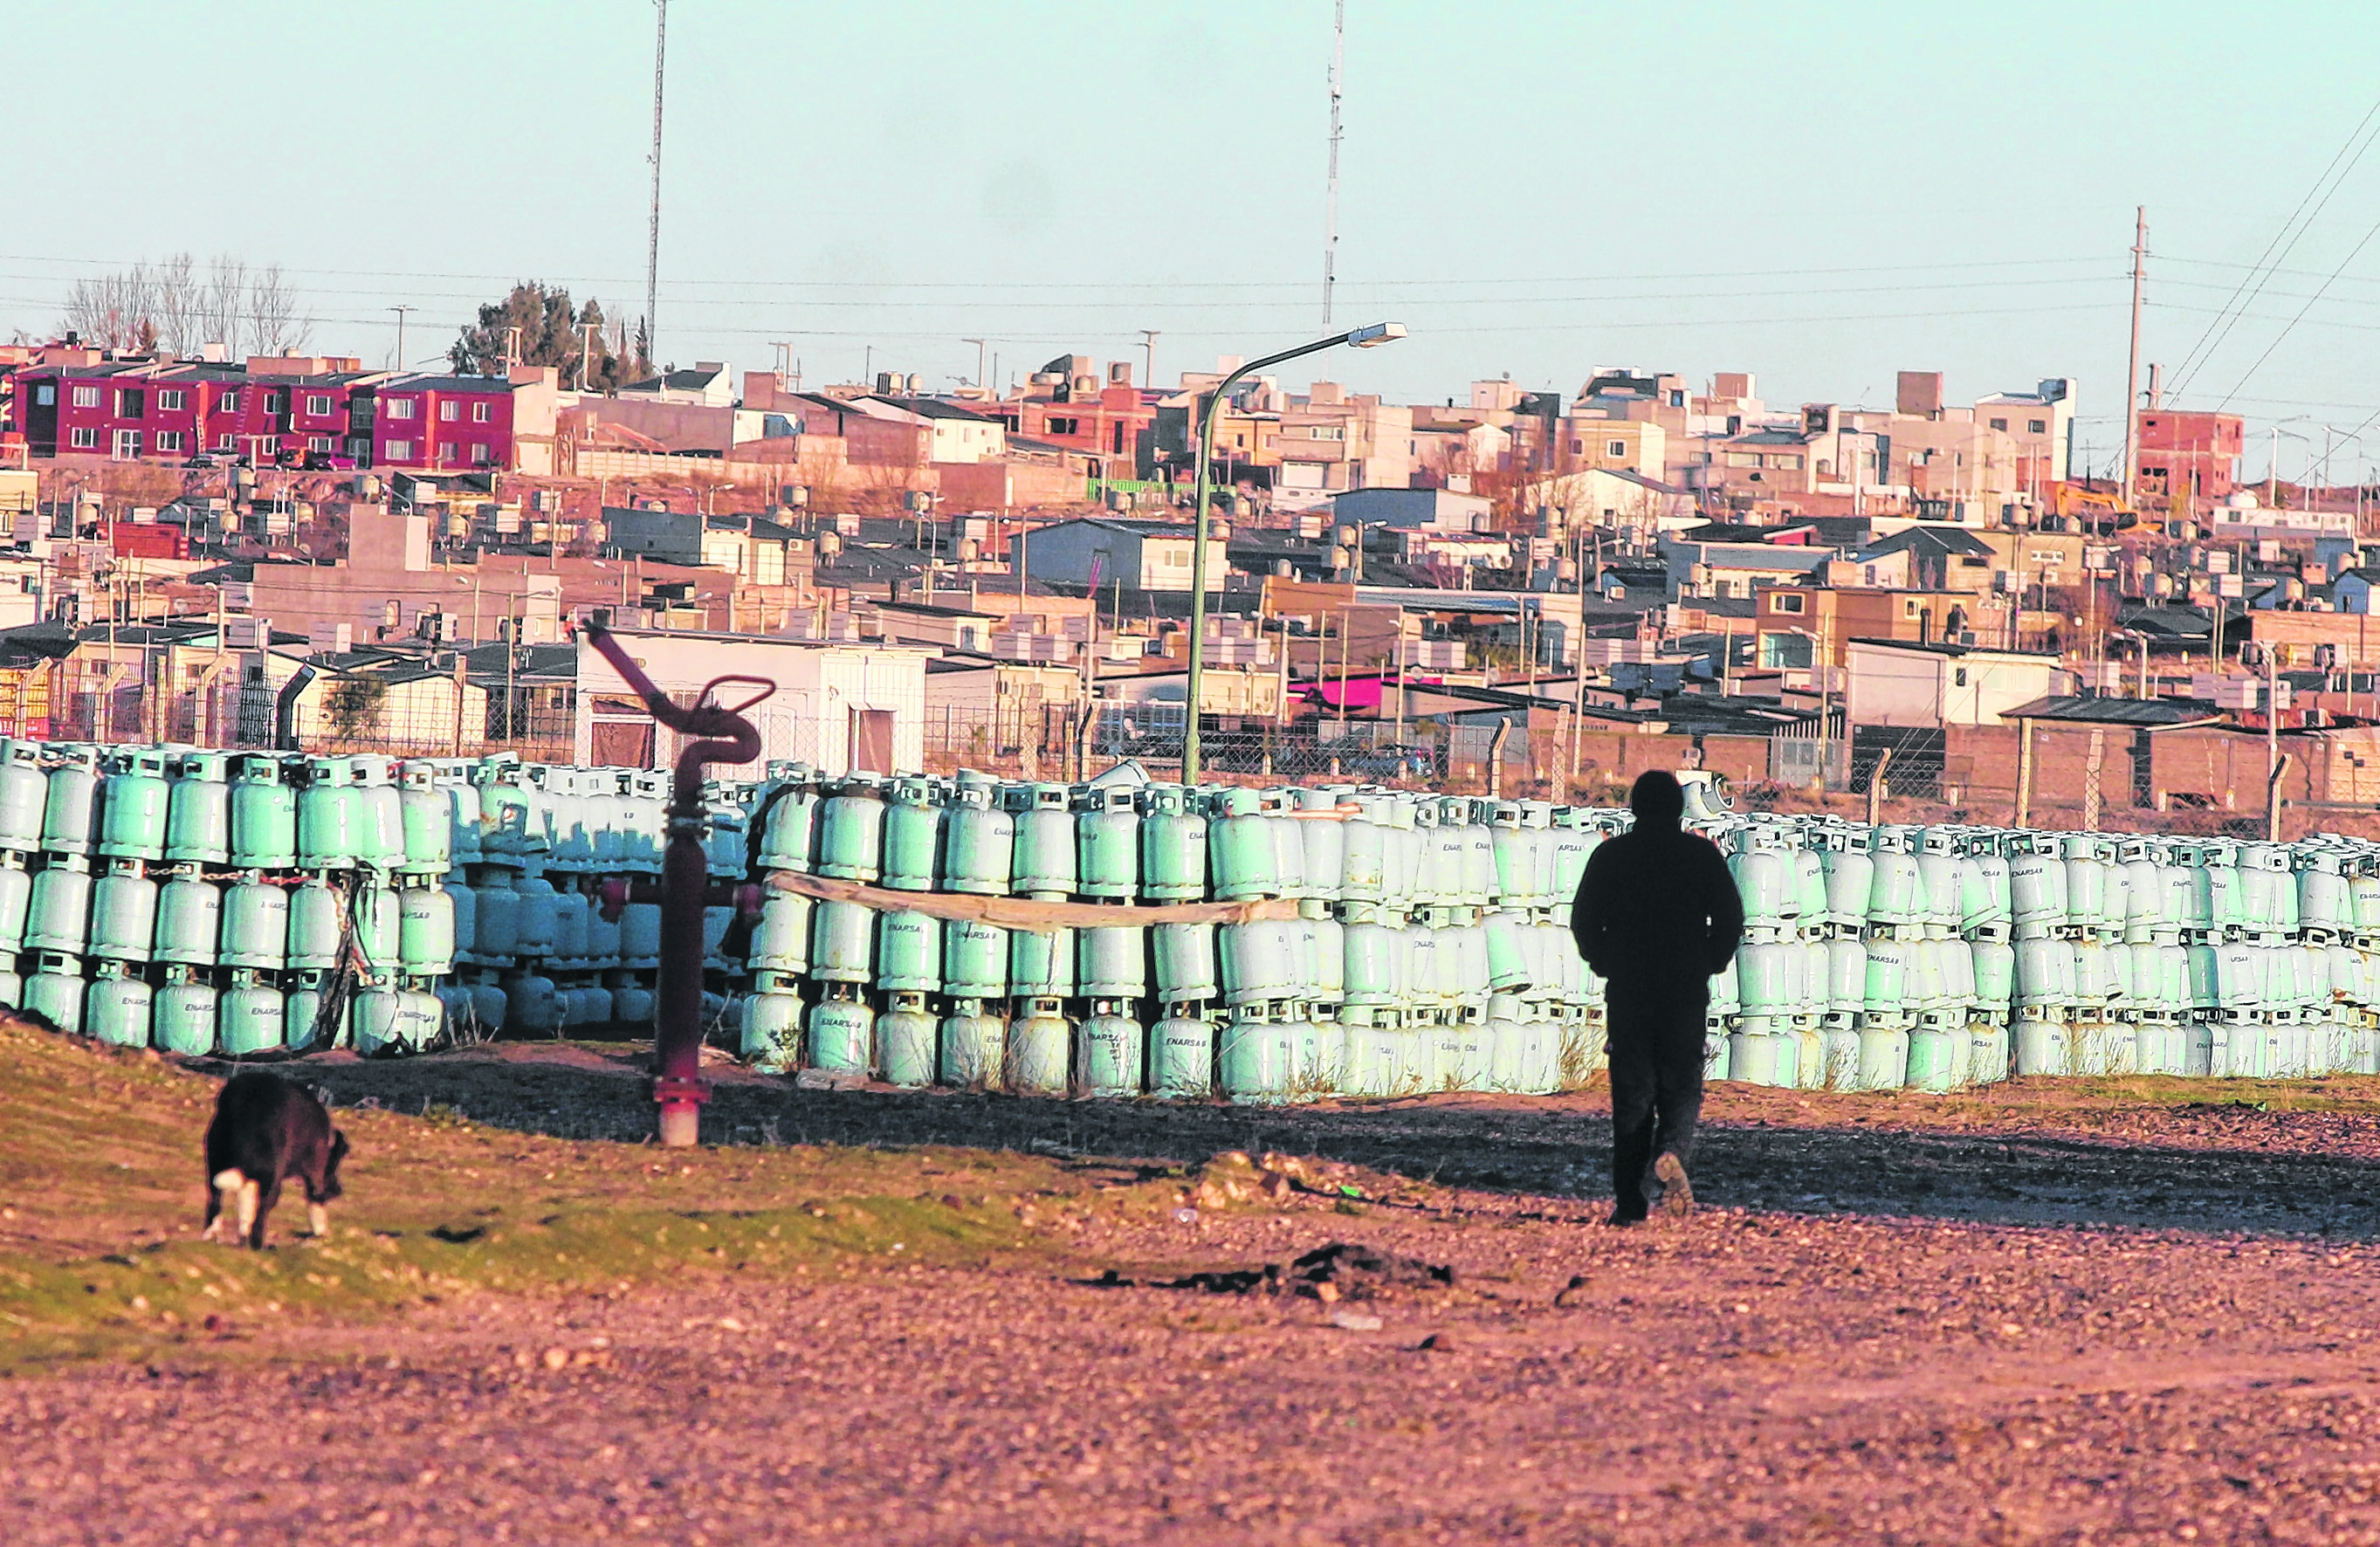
202,1072 -> 349,1248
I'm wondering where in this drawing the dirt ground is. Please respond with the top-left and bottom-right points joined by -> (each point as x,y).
10,1034 -> 2380,1544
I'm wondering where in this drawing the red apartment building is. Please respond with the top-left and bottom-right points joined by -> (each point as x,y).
18,356 -> 534,472
2136,408 -> 2243,505
998,355 -> 1156,478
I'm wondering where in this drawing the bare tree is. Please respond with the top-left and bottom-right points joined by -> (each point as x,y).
150,252 -> 201,355
203,255 -> 249,354
63,265 -> 157,351
245,264 -> 310,356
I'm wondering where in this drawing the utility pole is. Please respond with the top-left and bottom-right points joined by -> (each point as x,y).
1321,0 -> 1345,329
962,338 -> 987,394
503,325 -> 523,374
768,340 -> 795,394
2122,206 -> 2146,509
578,322 -> 601,390
645,0 -> 668,362
1139,329 -> 1159,390
389,305 -> 416,374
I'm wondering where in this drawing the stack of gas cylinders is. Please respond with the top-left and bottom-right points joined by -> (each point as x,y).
0,742 -> 686,1057
739,765 -> 2380,1101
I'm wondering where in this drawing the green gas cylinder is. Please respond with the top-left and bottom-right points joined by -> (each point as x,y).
741,985 -> 803,1073
807,990 -> 874,1075
396,762 -> 454,877
39,749 -> 100,857
1076,787 -> 1139,900
163,753 -> 231,866
286,877 -> 344,971
399,885 -> 457,975
1077,1004 -> 1144,1097
757,764 -> 820,872
228,756 -> 297,870
83,960 -> 148,1048
940,780 -> 1015,895
1010,784 -> 1077,897
0,856 -> 31,953
1152,923 -> 1217,1004
1148,1008 -> 1215,1098
875,910 -> 942,993
880,778 -> 943,891
297,757 -> 360,870
1137,786 -> 1207,901
815,777 -> 886,883
217,973 -> 286,1055
1004,997 -> 1071,1094
938,1000 -> 1007,1087
810,900 -> 875,984
350,757 -> 406,875
87,863 -> 157,964
1008,927 -> 1075,1000
941,919 -> 1008,1000
877,992 -> 939,1088
153,968 -> 218,1056
24,858 -> 93,955
93,750 -> 169,863
1219,1007 -> 1297,1103
0,739 -> 45,854
153,871 -> 221,967
24,954 -> 85,1035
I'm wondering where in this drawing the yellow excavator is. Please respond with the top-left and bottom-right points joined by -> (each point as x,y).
2051,483 -> 2138,533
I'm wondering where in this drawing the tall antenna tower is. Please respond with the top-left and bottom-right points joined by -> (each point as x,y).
1322,0 -> 1345,329
645,0 -> 669,364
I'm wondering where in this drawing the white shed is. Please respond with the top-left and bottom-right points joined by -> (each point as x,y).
1842,637 -> 2067,729
575,628 -> 933,776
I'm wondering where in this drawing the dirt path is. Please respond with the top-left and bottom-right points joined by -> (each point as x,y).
8,1042 -> 2380,1543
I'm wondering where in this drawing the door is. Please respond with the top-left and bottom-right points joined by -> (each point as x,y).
111,429 -> 142,461
849,709 -> 894,774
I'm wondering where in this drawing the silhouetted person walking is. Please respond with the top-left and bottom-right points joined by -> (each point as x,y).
1570,771 -> 1744,1223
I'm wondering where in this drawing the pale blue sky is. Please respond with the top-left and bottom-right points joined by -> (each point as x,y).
7,2 -> 2379,479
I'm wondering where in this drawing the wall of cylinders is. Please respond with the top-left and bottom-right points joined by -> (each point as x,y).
0,742 -> 678,1055
28,744 -> 2377,1101
742,767 -> 2380,1101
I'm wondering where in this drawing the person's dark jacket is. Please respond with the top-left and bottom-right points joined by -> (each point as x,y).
1570,782 -> 1744,991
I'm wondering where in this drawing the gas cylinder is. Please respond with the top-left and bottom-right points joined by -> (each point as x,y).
88,864 -> 157,962
1009,927 -> 1075,1000
1077,1005 -> 1145,1097
217,976 -> 286,1055
154,972 -> 219,1057
879,778 -> 943,892
876,910 -> 942,993
296,756 -> 360,870
1076,787 -> 1140,900
0,739 -> 46,854
347,757 -> 404,875
941,780 -> 1015,895
748,891 -> 814,974
1209,789 -> 1279,901
83,962 -> 149,1048
1077,924 -> 1146,1000
396,763 -> 454,878
1004,997 -> 1071,1094
1219,1010 -> 1297,1103
512,873 -> 558,957
939,1000 -> 1007,1087
164,753 -> 231,867
815,777 -> 886,883
399,886 -> 457,975
152,872 -> 221,967
501,968 -> 562,1034
740,989 -> 804,1072
877,993 -> 940,1088
351,885 -> 399,978
0,856 -> 30,954
619,898 -> 660,968
24,856 -> 92,952
93,750 -> 168,863
39,749 -> 100,857
1152,923 -> 1217,1003
229,756 -> 298,870
757,764 -> 821,872
810,900 -> 875,983
1137,785 -> 1206,900
1010,784 -> 1077,897
281,877 -> 340,971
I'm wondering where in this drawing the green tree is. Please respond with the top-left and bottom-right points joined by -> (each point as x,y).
449,282 -> 646,389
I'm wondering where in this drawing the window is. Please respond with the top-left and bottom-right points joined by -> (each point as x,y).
439,401 -> 459,422
1569,439 -> 1584,455
472,402 -> 492,423
262,390 -> 285,414
72,386 -> 100,409
1955,668 -> 1970,687
1047,416 -> 1078,436
1771,454 -> 1805,471
216,433 -> 235,452
386,397 -> 416,420
1771,593 -> 1806,614
1723,451 -> 1761,468
218,391 -> 239,414
308,436 -> 335,453
1760,632 -> 1813,670
154,431 -> 184,453
33,384 -> 52,406
69,428 -> 98,450
437,441 -> 459,462
306,394 -> 334,416
1607,439 -> 1627,458
1988,416 -> 2008,431
1904,599 -> 1922,617
471,443 -> 492,465
116,388 -> 144,418
386,438 -> 414,459
2028,419 -> 2047,435
156,389 -> 186,412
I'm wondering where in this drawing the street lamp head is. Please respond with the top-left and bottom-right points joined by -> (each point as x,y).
1346,321 -> 1407,348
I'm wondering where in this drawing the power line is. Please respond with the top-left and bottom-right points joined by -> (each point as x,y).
2215,208 -> 2380,410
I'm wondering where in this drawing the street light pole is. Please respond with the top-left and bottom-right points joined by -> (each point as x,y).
1184,321 -> 1405,782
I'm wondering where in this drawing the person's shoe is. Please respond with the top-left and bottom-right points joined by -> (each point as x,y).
1604,1207 -> 1646,1227
1653,1152 -> 1694,1219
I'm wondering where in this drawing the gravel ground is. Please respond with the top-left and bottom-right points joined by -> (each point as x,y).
9,1048 -> 2380,1543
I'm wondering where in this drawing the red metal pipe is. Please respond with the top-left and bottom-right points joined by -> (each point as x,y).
580,621 -> 773,1145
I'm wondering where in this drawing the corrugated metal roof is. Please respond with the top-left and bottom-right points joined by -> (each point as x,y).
2002,695 -> 2221,726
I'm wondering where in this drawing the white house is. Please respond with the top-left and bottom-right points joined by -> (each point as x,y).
574,628 -> 932,777
1842,637 -> 2067,729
